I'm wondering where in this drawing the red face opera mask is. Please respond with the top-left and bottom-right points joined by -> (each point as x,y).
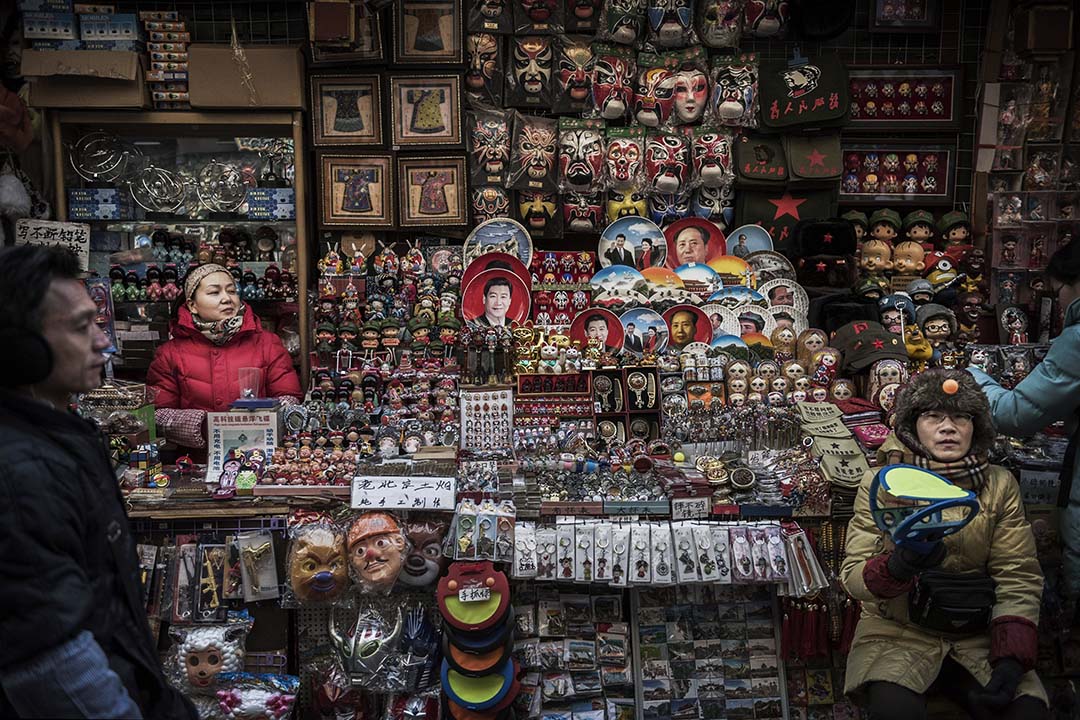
634,66 -> 676,127
557,42 -> 595,105
645,133 -> 691,194
692,131 -> 733,187
563,192 -> 603,232
518,121 -> 558,180
512,36 -> 553,97
672,68 -> 709,123
593,52 -> 636,120
559,127 -> 605,192
605,136 -> 644,190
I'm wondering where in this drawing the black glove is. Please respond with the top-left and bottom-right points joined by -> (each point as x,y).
969,658 -> 1024,709
885,543 -> 946,582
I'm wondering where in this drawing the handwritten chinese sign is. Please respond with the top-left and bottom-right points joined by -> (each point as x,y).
15,219 -> 91,270
671,497 -> 710,520
350,475 -> 456,510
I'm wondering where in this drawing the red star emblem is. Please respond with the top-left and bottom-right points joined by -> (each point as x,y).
768,192 -> 807,221
806,149 -> 827,167
873,339 -> 885,349
816,261 -> 827,272
823,232 -> 833,244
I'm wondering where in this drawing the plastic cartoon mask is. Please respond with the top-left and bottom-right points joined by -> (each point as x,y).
645,133 -> 691,194
512,37 -> 553,97
713,62 -> 757,123
606,189 -> 647,223
348,512 -> 408,592
173,624 -> 248,691
648,0 -> 695,46
649,192 -> 691,225
673,68 -> 709,123
605,136 -> 644,190
559,128 -> 605,192
287,525 -> 349,604
519,190 -> 557,233
518,121 -> 557,180
471,116 -> 510,176
594,52 -> 636,120
557,43 -> 595,104
692,131 -> 732,187
465,34 -> 500,94
744,0 -> 789,36
563,192 -> 604,232
471,186 -> 510,221
398,518 -> 450,588
698,0 -> 742,47
635,67 -> 677,127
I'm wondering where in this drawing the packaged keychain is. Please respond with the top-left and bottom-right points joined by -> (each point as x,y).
747,525 -> 771,581
495,501 -> 516,562
650,522 -> 675,586
236,531 -> 279,602
610,526 -> 631,588
536,526 -> 558,580
629,523 -> 652,584
475,499 -> 500,559
574,523 -> 595,582
452,498 -> 479,560
593,523 -> 613,582
728,525 -> 755,583
694,523 -> 720,582
513,521 -> 539,578
710,524 -> 732,584
765,523 -> 788,581
672,522 -> 699,584
557,524 -> 576,580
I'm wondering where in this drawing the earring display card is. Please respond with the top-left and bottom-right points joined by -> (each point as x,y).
632,585 -> 785,720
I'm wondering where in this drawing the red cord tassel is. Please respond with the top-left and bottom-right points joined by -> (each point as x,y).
800,602 -> 816,659
816,602 -> 829,657
781,601 -> 793,660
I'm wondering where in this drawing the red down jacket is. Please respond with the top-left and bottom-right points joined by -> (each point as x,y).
147,305 -> 302,412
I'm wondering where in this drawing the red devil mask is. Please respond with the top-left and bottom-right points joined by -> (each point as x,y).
692,131 -> 733,187
557,42 -> 595,105
594,52 -> 636,120
646,133 -> 691,194
559,128 -> 604,192
605,136 -> 644,190
634,66 -> 676,127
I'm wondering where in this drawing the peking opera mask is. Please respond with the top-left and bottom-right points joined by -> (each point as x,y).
605,134 -> 644,190
593,49 -> 636,120
647,0 -> 696,48
634,66 -> 676,127
744,0 -> 789,37
605,0 -> 647,44
287,524 -> 349,604
516,119 -> 558,182
348,512 -> 408,593
606,188 -> 647,223
563,192 -> 604,232
692,130 -> 733,187
465,34 -> 501,99
556,41 -> 595,109
518,190 -> 558,233
469,0 -> 511,33
645,133 -> 691,194
559,127 -> 605,192
567,0 -> 604,29
471,186 -> 511,222
697,0 -> 744,48
517,0 -> 558,23
712,60 -> 757,125
672,67 -> 709,123
511,36 -> 553,102
469,113 -> 511,181
692,184 -> 733,227
649,192 -> 692,226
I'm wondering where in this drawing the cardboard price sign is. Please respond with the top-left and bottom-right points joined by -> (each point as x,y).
15,219 -> 91,270
671,497 -> 710,520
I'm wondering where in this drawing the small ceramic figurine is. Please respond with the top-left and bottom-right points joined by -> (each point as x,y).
859,238 -> 894,276
1000,306 -> 1029,345
891,240 -> 926,276
936,210 -> 971,251
868,208 -> 901,245
902,210 -> 935,245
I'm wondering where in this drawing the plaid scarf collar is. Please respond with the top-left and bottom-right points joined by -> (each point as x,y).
879,434 -> 989,491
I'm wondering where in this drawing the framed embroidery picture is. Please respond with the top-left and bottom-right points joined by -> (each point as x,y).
311,75 -> 383,146
319,153 -> 395,228
397,155 -> 468,226
393,0 -> 463,65
869,0 -> 940,32
389,74 -> 463,147
839,141 -> 956,206
847,66 -> 962,131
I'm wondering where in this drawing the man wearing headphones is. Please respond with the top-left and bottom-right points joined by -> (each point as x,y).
0,246 -> 195,719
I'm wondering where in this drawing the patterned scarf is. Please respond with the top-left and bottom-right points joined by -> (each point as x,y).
882,443 -> 990,491
191,303 -> 247,346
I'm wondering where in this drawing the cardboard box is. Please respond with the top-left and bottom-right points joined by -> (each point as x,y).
188,44 -> 304,109
22,49 -> 148,108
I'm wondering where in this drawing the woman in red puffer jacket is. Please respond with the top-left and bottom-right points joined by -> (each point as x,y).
147,264 -> 302,456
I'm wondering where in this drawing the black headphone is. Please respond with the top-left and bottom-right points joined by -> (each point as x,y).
0,326 -> 54,387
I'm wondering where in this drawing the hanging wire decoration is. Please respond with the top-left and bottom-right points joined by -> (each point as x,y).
196,159 -> 249,212
68,131 -> 140,183
130,164 -> 187,213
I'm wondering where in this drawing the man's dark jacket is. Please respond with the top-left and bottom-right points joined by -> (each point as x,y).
0,390 -> 194,719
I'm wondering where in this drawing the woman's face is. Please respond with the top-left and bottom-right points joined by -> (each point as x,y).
189,271 -> 240,322
916,410 -> 974,462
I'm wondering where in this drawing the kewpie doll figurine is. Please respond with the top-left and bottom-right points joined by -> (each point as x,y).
891,240 -> 926,276
859,238 -> 894,276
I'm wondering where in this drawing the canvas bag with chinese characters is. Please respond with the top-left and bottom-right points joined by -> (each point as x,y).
758,54 -> 849,130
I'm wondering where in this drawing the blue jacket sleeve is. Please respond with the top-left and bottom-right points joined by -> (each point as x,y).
969,325 -> 1080,437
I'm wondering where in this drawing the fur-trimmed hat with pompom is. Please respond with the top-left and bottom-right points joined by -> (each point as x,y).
891,369 -> 995,458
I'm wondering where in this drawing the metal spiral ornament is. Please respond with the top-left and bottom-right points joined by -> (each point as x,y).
130,164 -> 186,213
68,131 -> 139,183
195,159 -> 249,213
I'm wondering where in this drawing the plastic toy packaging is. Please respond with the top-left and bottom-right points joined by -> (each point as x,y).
383,694 -> 439,720
692,126 -> 734,187
743,0 -> 789,38
558,117 -> 606,193
506,35 -> 554,109
554,36 -> 596,115
1000,346 -> 1034,388
645,130 -> 692,194
563,192 -> 605,233
235,531 -> 279,602
599,0 -> 647,45
283,514 -> 350,608
467,108 -> 512,187
468,0 -> 512,33
347,512 -> 409,594
1024,149 -> 1061,191
536,526 -> 558,579
495,500 -> 516,561
697,0 -> 745,48
214,673 -> 299,720
966,344 -> 1002,377
169,612 -> 254,698
610,526 -> 631,587
513,521 -> 538,578
464,33 -> 504,109
645,0 -> 699,49
330,601 -> 413,692
592,44 -> 637,121
710,53 -> 759,127
513,0 -> 563,34
447,498 -> 479,560
508,113 -> 558,192
397,515 -> 450,589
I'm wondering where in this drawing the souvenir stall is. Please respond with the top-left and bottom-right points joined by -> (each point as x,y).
13,0 -> 1080,718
